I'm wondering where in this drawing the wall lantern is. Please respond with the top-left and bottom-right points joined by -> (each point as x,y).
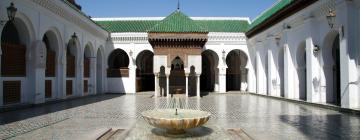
313,45 -> 320,53
0,2 -> 17,25
326,10 -> 336,29
71,32 -> 78,45
275,37 -> 281,46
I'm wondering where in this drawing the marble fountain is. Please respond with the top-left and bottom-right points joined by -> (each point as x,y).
141,109 -> 211,135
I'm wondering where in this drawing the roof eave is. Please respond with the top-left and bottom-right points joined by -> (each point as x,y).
246,0 -> 317,38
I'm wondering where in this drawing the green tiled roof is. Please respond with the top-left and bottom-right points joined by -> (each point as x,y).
248,0 -> 294,31
196,20 -> 249,32
96,20 -> 159,33
95,12 -> 249,33
148,10 -> 207,33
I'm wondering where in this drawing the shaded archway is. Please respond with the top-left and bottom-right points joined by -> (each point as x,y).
83,45 -> 92,95
96,48 -> 104,94
66,37 -> 78,96
169,56 -> 185,95
278,47 -> 285,97
107,49 -> 129,77
226,50 -> 248,91
136,50 -> 154,92
200,50 -> 218,92
296,42 -> 306,101
43,31 -> 59,99
323,32 -> 341,105
1,21 -> 27,105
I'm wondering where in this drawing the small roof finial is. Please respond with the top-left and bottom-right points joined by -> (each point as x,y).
177,0 -> 180,10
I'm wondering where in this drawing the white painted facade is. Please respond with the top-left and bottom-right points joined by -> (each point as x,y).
1,0 -> 359,110
105,31 -> 249,95
0,0 -> 109,106
248,0 -> 360,109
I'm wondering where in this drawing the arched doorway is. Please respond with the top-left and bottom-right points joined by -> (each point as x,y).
107,49 -> 129,77
201,50 -> 218,92
96,48 -> 103,94
296,42 -> 306,101
43,31 -> 58,99
278,47 -> 285,97
226,50 -> 248,92
83,45 -> 92,95
323,33 -> 341,105
170,56 -> 185,95
66,37 -> 77,96
1,21 -> 27,105
136,50 -> 154,92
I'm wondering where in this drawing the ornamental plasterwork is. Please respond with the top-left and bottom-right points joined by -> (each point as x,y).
111,32 -> 247,45
31,0 -> 107,38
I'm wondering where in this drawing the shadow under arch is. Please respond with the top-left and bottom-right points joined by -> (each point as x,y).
1,18 -> 32,105
136,50 -> 155,92
201,50 -> 219,93
322,31 -> 341,105
43,30 -> 61,99
226,49 -> 248,92
296,41 -> 306,101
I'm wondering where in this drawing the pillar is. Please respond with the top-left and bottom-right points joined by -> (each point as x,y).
59,47 -> 67,99
336,0 -> 360,108
197,74 -> 200,97
77,56 -> 84,96
185,74 -> 189,97
218,66 -> 227,93
154,73 -> 159,97
29,41 -> 46,104
90,57 -> 96,95
129,65 -> 137,94
166,74 -> 169,98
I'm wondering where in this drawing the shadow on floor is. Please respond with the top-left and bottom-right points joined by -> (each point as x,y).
0,94 -> 124,125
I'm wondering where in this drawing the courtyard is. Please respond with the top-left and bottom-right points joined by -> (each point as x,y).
0,93 -> 359,140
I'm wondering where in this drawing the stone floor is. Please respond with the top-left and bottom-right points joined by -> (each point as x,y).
0,93 -> 359,140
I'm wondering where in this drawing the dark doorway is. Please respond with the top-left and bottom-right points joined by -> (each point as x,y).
136,50 -> 154,92
201,50 -> 218,92
169,56 -> 185,95
226,50 -> 248,92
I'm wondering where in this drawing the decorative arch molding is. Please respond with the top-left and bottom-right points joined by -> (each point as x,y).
202,49 -> 219,68
226,49 -> 249,68
42,27 -> 63,56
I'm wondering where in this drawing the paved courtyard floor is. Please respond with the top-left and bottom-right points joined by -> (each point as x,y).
0,93 -> 359,140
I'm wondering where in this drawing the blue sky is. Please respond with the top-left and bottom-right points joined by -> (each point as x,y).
76,0 -> 277,20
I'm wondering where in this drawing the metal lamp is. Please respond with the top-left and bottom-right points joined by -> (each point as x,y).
1,2 -> 17,25
326,10 -> 336,29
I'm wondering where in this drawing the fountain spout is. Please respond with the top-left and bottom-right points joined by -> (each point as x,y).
175,109 -> 178,115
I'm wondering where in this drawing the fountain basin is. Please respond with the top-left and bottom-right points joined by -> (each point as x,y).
141,109 -> 211,134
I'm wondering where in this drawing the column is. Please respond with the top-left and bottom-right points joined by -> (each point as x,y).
60,47 -> 67,99
129,65 -> 137,94
185,74 -> 189,97
30,41 -> 46,104
218,66 -> 227,93
196,75 -> 200,97
337,0 -> 359,108
77,56 -> 84,96
154,73 -> 159,97
166,74 -> 170,98
90,57 -> 97,95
